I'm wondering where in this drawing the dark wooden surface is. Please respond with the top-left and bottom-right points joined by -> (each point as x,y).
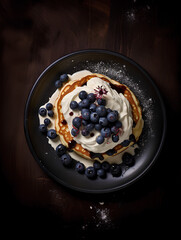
0,0 -> 181,238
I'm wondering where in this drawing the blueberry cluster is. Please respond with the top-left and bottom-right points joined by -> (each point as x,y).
70,90 -> 123,145
38,73 -> 69,139
38,103 -> 57,139
55,143 -> 135,179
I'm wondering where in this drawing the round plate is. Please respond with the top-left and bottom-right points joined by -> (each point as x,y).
24,49 -> 166,193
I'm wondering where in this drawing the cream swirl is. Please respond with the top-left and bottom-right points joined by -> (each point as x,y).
61,77 -> 133,153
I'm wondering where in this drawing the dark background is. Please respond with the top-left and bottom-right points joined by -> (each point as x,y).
0,0 -> 180,238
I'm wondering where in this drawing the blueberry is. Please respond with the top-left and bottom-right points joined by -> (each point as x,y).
99,117 -> 108,127
115,120 -> 122,128
79,90 -> 87,100
82,98 -> 90,108
60,153 -> 72,167
85,166 -> 96,179
70,101 -> 78,110
55,80 -> 62,88
56,144 -> 67,156
82,119 -> 89,126
60,73 -> 68,82
47,129 -> 57,139
72,117 -> 82,128
101,161 -> 110,171
107,112 -> 118,122
129,134 -> 136,143
110,164 -> 122,177
111,126 -> 119,134
90,112 -> 99,123
95,124 -> 102,131
97,169 -> 106,178
48,110 -> 54,117
101,127 -> 111,138
121,140 -> 130,147
71,128 -> 79,137
75,162 -> 85,173
93,160 -> 101,170
106,149 -> 116,156
112,134 -> 119,142
81,109 -> 90,120
89,103 -> 97,112
78,101 -> 84,110
97,98 -> 106,106
106,108 -> 112,114
122,152 -> 135,166
81,128 -> 90,136
85,123 -> 94,132
96,105 -> 107,117
39,107 -> 47,116
44,118 -> 51,126
39,124 -> 47,133
46,103 -> 53,110
87,93 -> 95,103
96,135 -> 105,144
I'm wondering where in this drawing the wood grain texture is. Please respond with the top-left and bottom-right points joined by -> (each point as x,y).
0,0 -> 180,238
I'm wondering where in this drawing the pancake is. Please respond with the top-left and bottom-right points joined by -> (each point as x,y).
54,72 -> 144,160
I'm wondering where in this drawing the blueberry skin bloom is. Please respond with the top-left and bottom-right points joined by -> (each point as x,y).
85,167 -> 96,179
60,153 -> 72,167
96,135 -> 105,144
96,105 -> 107,117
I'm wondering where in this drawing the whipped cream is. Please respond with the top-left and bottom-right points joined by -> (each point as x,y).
61,77 -> 133,153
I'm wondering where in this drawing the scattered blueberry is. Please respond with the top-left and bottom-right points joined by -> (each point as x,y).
122,152 -> 135,166
101,161 -> 110,171
47,129 -> 57,139
112,134 -> 119,142
81,98 -> 90,108
56,144 -> 67,156
39,124 -> 47,133
97,98 -> 106,106
71,128 -> 79,137
106,149 -> 116,156
82,119 -> 89,126
79,90 -> 87,100
95,124 -> 102,131
121,140 -> 130,147
110,164 -> 122,177
85,166 -> 96,179
44,118 -> 51,126
55,80 -> 62,88
70,101 -> 78,110
46,103 -> 53,110
96,105 -> 107,117
90,112 -> 99,123
96,135 -> 105,144
107,111 -> 118,122
72,117 -> 82,128
85,123 -> 94,132
93,160 -> 101,170
75,162 -> 85,173
111,126 -> 119,134
87,93 -> 95,103
97,168 -> 106,178
101,127 -> 111,138
81,109 -> 90,120
60,73 -> 68,82
99,117 -> 108,127
115,120 -> 122,128
48,110 -> 54,117
39,107 -> 47,116
89,103 -> 97,112
60,153 -> 72,167
81,128 -> 90,136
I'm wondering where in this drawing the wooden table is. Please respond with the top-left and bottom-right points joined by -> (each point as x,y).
1,0 -> 180,237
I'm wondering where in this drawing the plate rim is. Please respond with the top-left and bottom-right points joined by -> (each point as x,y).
24,49 -> 167,194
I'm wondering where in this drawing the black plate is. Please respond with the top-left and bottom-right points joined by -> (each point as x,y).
24,49 -> 166,193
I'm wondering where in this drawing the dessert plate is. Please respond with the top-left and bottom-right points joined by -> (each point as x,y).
24,49 -> 166,193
